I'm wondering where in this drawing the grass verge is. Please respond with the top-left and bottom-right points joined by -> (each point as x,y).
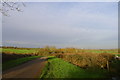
3,56 -> 41,71
40,57 -> 108,78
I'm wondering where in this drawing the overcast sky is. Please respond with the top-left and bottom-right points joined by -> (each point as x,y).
2,2 -> 118,49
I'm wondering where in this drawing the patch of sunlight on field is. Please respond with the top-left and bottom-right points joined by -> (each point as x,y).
0,48 -> 2,53
2,48 -> 36,54
86,50 -> 118,54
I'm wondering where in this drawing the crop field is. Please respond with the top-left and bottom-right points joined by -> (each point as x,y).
1,47 -> 120,79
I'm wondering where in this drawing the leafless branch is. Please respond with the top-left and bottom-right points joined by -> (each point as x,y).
0,2 -> 25,16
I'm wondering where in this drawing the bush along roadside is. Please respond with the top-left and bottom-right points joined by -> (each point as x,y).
40,57 -> 108,78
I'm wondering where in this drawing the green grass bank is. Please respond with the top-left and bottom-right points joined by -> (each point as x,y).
40,57 -> 108,78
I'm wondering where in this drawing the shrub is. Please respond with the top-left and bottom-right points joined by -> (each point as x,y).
56,53 -> 115,69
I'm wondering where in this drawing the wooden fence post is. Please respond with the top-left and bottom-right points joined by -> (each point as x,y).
107,60 -> 109,72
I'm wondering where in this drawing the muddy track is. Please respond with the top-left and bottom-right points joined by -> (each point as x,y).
2,57 -> 48,79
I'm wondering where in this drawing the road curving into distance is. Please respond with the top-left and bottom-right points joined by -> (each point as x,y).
2,57 -> 48,78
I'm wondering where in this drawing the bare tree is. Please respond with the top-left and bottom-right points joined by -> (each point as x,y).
0,2 -> 25,16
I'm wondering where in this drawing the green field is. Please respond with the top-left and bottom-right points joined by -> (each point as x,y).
40,57 -> 108,78
85,50 -> 118,54
2,48 -> 36,54
0,47 -> 1,52
1,48 -> 118,54
3,56 -> 41,71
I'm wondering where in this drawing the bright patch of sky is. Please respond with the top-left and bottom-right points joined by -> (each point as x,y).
2,2 -> 118,49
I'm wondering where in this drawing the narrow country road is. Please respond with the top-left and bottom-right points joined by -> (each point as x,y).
2,57 -> 48,78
